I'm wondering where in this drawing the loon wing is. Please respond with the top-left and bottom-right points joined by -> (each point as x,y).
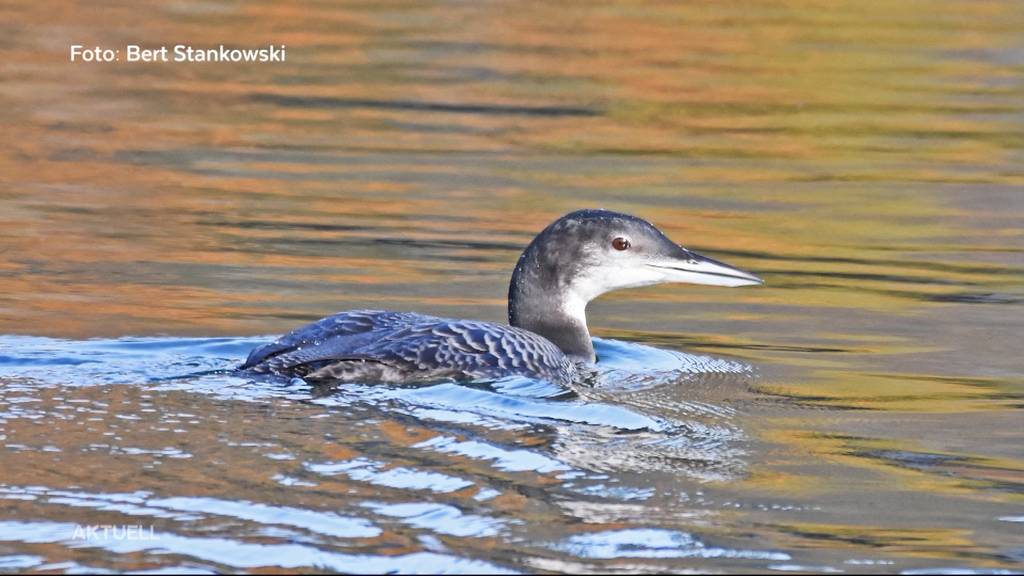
240,310 -> 575,385
240,310 -> 434,371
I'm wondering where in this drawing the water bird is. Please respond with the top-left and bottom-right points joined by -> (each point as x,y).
241,209 -> 762,386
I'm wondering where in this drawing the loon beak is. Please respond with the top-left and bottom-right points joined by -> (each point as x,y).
647,247 -> 764,287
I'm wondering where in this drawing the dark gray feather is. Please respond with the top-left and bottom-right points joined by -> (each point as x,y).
241,310 -> 576,385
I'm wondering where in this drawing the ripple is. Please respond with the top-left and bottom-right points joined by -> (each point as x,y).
0,520 -> 511,573
0,335 -> 259,387
249,93 -> 600,117
363,502 -> 506,538
413,435 -> 570,474
1,485 -> 379,539
553,528 -> 789,561
594,337 -> 753,381
901,565 -> 1019,569
145,496 -> 380,538
305,457 -> 475,493
0,555 -> 44,570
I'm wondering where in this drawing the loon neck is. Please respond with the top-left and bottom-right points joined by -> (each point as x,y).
507,251 -> 596,363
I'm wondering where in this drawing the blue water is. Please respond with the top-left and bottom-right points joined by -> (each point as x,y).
2,334 -> 1020,573
0,334 -> 786,573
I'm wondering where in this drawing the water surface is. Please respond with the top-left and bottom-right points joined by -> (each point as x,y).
1,0 -> 1022,573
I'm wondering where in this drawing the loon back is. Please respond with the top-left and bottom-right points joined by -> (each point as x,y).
241,310 -> 577,385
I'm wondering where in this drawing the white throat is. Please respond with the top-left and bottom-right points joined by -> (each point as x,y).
561,293 -> 589,328
570,264 -> 666,304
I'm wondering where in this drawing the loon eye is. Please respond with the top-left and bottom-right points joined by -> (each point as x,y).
612,237 -> 631,251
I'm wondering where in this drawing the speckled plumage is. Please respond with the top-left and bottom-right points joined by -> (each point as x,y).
241,310 -> 577,385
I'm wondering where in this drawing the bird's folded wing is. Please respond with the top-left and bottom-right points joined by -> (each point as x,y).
239,310 -> 438,370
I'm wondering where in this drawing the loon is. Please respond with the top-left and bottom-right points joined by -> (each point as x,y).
241,209 -> 763,386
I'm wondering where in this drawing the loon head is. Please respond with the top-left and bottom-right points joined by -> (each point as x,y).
509,208 -> 762,362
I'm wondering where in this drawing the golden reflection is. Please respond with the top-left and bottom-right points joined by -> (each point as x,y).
1,0 -> 1022,571
757,370 -> 1023,412
768,521 -> 989,563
